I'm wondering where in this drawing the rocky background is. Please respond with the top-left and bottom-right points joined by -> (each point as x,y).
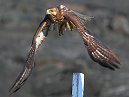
0,0 -> 129,97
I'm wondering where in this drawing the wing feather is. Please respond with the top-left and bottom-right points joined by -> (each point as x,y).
9,15 -> 51,95
74,11 -> 94,22
64,10 -> 120,70
85,33 -> 120,70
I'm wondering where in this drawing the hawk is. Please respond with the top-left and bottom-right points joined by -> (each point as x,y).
9,5 -> 121,94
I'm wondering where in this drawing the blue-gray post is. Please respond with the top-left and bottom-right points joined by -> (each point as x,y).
72,73 -> 84,97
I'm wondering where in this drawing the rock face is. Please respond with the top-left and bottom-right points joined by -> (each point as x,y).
83,0 -> 129,14
112,15 -> 129,35
0,1 -> 129,97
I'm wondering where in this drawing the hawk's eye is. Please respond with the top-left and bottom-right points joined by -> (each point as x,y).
50,10 -> 54,12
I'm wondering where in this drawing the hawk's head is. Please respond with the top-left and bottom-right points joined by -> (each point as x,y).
46,5 -> 68,22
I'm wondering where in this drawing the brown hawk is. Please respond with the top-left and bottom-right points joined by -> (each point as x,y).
9,5 -> 121,94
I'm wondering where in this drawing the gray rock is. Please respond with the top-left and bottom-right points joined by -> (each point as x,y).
112,15 -> 129,35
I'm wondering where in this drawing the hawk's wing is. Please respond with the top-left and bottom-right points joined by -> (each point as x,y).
9,15 -> 51,95
83,30 -> 120,70
64,10 -> 120,70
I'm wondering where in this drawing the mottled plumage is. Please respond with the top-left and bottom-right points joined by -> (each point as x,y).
9,5 -> 121,95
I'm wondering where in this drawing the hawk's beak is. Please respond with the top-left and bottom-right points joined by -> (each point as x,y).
46,9 -> 57,16
46,9 -> 51,14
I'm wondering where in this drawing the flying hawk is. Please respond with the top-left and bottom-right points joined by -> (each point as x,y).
9,5 -> 121,94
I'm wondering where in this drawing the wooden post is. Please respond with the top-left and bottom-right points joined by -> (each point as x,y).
72,73 -> 84,97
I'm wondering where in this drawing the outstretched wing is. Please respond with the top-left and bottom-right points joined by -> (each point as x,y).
9,15 -> 51,95
64,10 -> 120,70
83,30 -> 121,70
